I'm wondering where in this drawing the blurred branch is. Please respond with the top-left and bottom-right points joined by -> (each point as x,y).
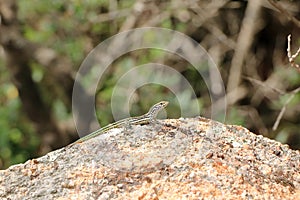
287,34 -> 300,72
89,8 -> 131,23
227,0 -> 262,92
240,105 -> 268,135
244,76 -> 285,95
273,34 -> 300,130
119,1 -> 144,31
267,0 -> 300,27
189,0 -> 229,28
273,87 -> 300,131
204,23 -> 236,50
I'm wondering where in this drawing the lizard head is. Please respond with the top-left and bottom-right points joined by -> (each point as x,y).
147,101 -> 169,118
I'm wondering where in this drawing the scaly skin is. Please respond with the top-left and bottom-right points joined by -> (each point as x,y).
71,101 -> 169,145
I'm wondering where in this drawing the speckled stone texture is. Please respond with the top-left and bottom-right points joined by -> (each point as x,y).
0,117 -> 299,199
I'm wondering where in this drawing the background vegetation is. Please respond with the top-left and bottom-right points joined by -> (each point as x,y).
0,0 -> 300,169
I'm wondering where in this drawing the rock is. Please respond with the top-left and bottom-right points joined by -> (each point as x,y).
0,117 -> 299,199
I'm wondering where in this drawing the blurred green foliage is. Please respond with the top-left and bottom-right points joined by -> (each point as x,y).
0,63 -> 39,169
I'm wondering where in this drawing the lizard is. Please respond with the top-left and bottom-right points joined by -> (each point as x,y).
69,100 -> 169,146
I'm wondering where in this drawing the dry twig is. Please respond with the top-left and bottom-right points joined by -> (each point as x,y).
267,0 -> 300,28
272,87 -> 300,131
287,34 -> 300,72
272,34 -> 300,130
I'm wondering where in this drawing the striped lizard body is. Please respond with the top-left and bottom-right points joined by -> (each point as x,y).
72,101 -> 169,145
